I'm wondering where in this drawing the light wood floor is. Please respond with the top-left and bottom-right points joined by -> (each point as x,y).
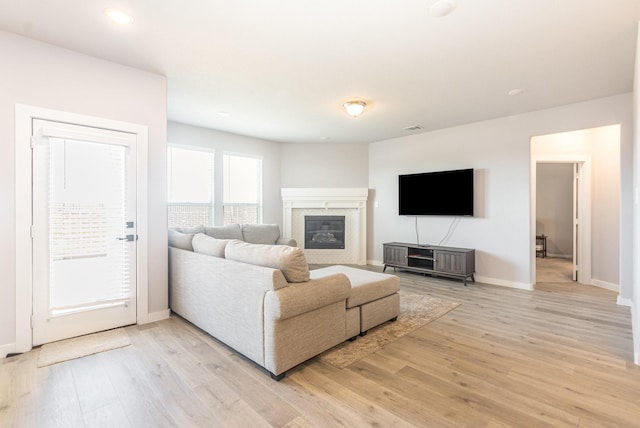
2,268 -> 639,427
536,257 -> 574,283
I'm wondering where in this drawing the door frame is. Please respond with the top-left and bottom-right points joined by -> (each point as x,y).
530,154 -> 592,286
14,104 -> 149,353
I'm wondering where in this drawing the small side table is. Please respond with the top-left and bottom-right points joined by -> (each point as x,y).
536,235 -> 547,258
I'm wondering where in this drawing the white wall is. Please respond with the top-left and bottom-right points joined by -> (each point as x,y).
369,93 -> 633,291
536,164 -> 574,257
167,121 -> 283,225
280,143 -> 369,188
593,126 -> 623,286
0,31 -> 168,354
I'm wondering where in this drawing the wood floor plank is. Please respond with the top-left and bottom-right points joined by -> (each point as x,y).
2,267 -> 640,427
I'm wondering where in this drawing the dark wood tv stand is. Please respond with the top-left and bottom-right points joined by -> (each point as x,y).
383,242 -> 475,285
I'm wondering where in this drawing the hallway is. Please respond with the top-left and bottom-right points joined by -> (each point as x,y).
536,256 -> 574,283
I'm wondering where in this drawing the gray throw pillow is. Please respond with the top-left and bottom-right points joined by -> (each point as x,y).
241,224 -> 280,244
204,224 -> 243,240
172,225 -> 205,234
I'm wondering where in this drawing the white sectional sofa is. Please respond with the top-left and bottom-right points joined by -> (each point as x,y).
168,224 -> 400,380
168,230 -> 350,379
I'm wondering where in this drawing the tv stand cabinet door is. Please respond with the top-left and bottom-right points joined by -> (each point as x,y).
383,244 -> 408,267
434,250 -> 467,275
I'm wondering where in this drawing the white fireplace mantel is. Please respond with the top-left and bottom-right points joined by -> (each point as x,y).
281,188 -> 368,265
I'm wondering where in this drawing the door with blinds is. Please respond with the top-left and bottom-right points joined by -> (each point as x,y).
31,119 -> 137,346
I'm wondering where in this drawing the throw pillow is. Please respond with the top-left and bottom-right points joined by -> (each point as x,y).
225,240 -> 310,283
192,233 -> 229,258
241,224 -> 280,245
168,230 -> 195,251
204,224 -> 243,240
172,225 -> 205,234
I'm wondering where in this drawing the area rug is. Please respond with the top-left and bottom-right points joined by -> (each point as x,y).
318,293 -> 460,369
37,328 -> 131,367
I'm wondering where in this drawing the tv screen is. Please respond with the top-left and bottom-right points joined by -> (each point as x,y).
399,168 -> 474,216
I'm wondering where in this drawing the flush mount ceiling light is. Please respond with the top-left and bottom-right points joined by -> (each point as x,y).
104,8 -> 134,25
429,0 -> 457,18
508,88 -> 526,96
343,101 -> 367,117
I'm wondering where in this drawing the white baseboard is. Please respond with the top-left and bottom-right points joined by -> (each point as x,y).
367,259 -> 384,267
591,279 -> 619,292
632,305 -> 640,366
473,276 -> 534,291
617,296 -> 633,307
146,309 -> 170,323
0,342 -> 16,359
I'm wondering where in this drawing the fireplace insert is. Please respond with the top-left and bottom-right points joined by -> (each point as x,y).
304,215 -> 345,249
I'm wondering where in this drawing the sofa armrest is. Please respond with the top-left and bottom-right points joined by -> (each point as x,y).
276,237 -> 297,247
264,273 -> 350,321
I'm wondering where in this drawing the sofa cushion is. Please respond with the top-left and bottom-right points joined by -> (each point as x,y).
310,265 -> 401,308
225,240 -> 310,283
192,233 -> 229,258
168,230 -> 195,251
172,225 -> 205,234
204,224 -> 243,240
242,224 -> 280,245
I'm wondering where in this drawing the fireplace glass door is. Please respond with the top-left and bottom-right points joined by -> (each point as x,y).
304,216 -> 345,249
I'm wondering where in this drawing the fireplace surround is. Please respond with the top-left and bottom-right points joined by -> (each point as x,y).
281,188 -> 368,265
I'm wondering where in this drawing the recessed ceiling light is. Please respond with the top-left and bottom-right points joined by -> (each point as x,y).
104,8 -> 134,25
429,0 -> 457,18
508,88 -> 526,96
217,111 -> 231,118
319,136 -> 330,141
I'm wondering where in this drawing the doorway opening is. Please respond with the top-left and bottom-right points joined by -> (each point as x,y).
530,125 -> 621,289
536,162 -> 578,283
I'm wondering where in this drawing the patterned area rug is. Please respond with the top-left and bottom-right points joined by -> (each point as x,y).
37,328 -> 131,367
318,292 -> 460,369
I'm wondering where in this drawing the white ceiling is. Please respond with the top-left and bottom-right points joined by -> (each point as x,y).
1,0 -> 639,144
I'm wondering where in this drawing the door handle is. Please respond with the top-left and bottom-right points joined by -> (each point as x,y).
116,235 -> 136,242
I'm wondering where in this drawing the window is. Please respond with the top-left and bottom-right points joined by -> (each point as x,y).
167,147 -> 214,227
223,153 -> 262,225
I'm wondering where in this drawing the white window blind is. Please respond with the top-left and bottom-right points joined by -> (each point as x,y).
47,138 -> 131,313
167,147 -> 214,227
223,153 -> 262,225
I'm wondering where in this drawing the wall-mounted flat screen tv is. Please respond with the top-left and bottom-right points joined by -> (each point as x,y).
399,168 -> 474,216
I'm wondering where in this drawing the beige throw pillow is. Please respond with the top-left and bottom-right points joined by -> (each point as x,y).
225,240 -> 310,283
192,233 -> 229,258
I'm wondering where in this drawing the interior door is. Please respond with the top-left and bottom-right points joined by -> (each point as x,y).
32,119 -> 137,345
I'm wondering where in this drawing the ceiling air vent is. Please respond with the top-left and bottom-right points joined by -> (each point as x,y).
402,125 -> 424,132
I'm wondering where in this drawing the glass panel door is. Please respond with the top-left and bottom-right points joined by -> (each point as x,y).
32,119 -> 137,345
